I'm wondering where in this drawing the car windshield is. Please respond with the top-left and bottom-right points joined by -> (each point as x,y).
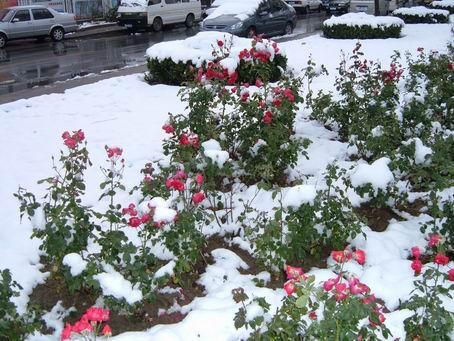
0,9 -> 11,21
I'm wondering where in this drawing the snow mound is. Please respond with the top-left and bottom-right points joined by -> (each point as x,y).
62,253 -> 88,276
202,139 -> 230,168
155,260 -> 176,279
323,12 -> 404,28
350,157 -> 394,190
282,185 -> 317,208
431,0 -> 454,8
393,6 -> 449,17
94,265 -> 143,304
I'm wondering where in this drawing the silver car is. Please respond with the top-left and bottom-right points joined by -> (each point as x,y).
0,5 -> 78,48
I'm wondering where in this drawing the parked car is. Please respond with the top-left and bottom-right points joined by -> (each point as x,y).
285,0 -> 323,13
202,0 -> 297,37
0,5 -> 77,48
326,0 -> 350,13
117,0 -> 202,32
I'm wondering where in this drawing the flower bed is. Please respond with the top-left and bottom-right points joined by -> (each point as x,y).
145,31 -> 287,85
393,6 -> 449,23
322,13 -> 404,39
431,0 -> 454,13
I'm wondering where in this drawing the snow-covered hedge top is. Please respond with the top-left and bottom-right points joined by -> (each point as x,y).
393,6 -> 449,17
146,31 -> 283,71
206,0 -> 262,20
323,13 -> 404,28
431,0 -> 454,8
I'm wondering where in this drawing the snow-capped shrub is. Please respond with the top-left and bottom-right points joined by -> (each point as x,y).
393,6 -> 449,24
162,51 -> 303,184
431,0 -> 454,14
145,32 -> 287,85
322,13 -> 404,39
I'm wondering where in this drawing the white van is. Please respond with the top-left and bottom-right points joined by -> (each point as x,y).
117,0 -> 201,32
349,0 -> 397,15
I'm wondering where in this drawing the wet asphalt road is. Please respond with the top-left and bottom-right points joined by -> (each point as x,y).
0,12 -> 327,100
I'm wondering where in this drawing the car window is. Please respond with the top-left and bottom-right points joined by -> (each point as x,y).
0,9 -> 12,22
13,10 -> 31,22
148,0 -> 161,4
32,8 -> 54,20
257,0 -> 271,12
270,0 -> 284,10
165,0 -> 181,4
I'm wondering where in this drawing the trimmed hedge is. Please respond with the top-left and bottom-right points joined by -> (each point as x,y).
431,1 -> 454,14
322,23 -> 403,39
145,54 -> 287,86
393,8 -> 449,23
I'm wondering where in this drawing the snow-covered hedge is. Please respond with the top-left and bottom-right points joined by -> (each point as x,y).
431,0 -> 454,13
145,32 -> 287,85
322,13 -> 404,39
393,6 -> 449,23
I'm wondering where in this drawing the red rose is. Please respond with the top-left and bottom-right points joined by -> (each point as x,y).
309,311 -> 317,320
196,173 -> 204,185
262,111 -> 273,124
411,246 -> 421,259
217,39 -> 224,47
283,279 -> 296,295
102,324 -> 112,336
192,191 -> 206,204
60,323 -> 72,341
331,250 -> 351,263
353,249 -> 366,265
162,123 -> 175,134
179,133 -> 190,146
448,268 -> 454,281
129,216 -> 141,228
64,138 -> 77,149
285,265 -> 304,280
428,233 -> 442,247
411,259 -> 422,275
434,253 -> 449,266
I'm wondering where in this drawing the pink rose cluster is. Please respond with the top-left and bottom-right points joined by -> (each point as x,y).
62,129 -> 85,149
61,307 -> 111,341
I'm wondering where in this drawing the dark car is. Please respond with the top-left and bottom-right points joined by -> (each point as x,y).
202,0 -> 297,37
327,0 -> 350,14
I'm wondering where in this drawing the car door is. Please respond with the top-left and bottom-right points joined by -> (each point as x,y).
31,8 -> 56,36
254,0 -> 273,36
268,0 -> 287,35
9,9 -> 34,39
160,0 -> 182,23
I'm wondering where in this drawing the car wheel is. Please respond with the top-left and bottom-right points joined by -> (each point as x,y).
284,22 -> 293,35
0,33 -> 6,48
185,13 -> 195,28
247,26 -> 256,38
152,17 -> 163,32
51,27 -> 65,42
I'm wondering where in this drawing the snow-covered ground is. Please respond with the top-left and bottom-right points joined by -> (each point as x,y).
1,23 -> 453,340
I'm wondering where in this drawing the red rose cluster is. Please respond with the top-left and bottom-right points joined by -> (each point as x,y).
61,307 -> 111,341
62,129 -> 85,149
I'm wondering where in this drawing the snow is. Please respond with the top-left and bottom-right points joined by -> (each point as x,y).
201,139 -> 230,168
431,0 -> 454,8
350,157 -> 394,191
62,253 -> 88,277
205,0 -> 262,20
94,265 -> 143,305
282,185 -> 317,208
393,6 -> 449,17
0,21 -> 453,341
323,12 -> 404,28
404,137 -> 432,165
155,260 -> 176,279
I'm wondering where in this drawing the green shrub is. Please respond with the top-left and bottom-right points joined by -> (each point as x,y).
431,1 -> 454,14
146,36 -> 287,86
322,23 -> 403,39
393,8 -> 449,23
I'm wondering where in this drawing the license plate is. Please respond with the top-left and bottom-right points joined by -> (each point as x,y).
287,1 -> 295,3
356,5 -> 368,11
125,24 -> 133,28
329,7 -> 336,9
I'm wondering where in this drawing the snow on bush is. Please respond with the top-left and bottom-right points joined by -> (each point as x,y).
393,6 -> 449,23
282,185 -> 317,208
62,253 -> 88,276
202,139 -> 230,168
350,157 -> 394,191
323,13 -> 404,39
431,0 -> 454,13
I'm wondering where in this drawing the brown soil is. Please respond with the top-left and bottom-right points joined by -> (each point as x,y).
396,199 -> 426,217
355,204 -> 401,232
